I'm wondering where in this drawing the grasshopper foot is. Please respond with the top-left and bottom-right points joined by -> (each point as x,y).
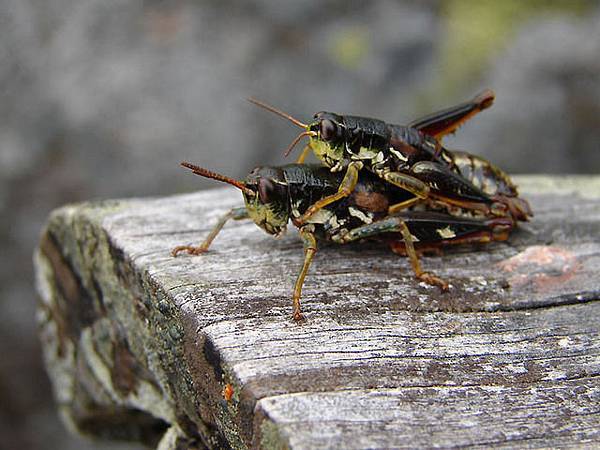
292,309 -> 306,322
418,272 -> 449,292
171,245 -> 208,257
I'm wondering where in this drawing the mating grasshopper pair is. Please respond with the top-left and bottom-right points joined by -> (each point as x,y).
173,91 -> 532,321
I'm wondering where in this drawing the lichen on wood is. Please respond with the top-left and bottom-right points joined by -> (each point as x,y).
35,176 -> 600,449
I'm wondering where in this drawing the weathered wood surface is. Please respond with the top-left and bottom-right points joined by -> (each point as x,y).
35,175 -> 600,449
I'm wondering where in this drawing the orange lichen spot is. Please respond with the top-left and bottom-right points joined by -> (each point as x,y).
222,383 -> 234,402
498,246 -> 580,291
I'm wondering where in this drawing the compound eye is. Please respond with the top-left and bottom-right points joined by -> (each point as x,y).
320,119 -> 337,141
258,178 -> 275,203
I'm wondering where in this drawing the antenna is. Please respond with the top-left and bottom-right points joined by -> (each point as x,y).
180,162 -> 255,197
247,98 -> 309,129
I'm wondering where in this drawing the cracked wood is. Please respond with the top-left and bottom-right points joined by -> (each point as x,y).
35,175 -> 600,449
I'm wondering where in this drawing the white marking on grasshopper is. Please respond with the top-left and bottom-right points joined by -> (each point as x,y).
348,206 -> 373,224
437,226 -> 457,239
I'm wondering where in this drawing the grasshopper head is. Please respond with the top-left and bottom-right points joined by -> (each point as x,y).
243,166 -> 290,236
308,111 -> 345,167
308,112 -> 346,169
247,98 -> 344,166
309,112 -> 344,142
179,162 -> 290,236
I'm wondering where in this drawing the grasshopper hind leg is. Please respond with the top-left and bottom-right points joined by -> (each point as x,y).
333,216 -> 449,291
379,171 -> 430,215
394,220 -> 449,291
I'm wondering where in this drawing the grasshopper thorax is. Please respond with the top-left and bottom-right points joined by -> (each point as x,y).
243,167 -> 290,236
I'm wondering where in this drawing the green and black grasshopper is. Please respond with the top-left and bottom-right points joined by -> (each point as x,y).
249,90 -> 531,226
172,162 -> 518,321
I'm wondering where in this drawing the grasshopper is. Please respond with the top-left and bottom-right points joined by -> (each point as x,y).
248,91 -> 531,226
172,163 -> 517,321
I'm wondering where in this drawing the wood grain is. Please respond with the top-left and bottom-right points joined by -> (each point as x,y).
35,175 -> 600,449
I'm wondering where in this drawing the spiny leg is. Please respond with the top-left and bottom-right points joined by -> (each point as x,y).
294,161 -> 362,226
292,226 -> 317,322
428,192 -> 491,215
333,215 -> 448,291
410,160 -> 492,205
408,89 -> 495,140
390,231 -> 495,256
295,144 -> 312,164
388,215 -> 514,284
388,197 -> 421,214
171,207 -> 249,256
405,160 -> 497,216
397,220 -> 449,291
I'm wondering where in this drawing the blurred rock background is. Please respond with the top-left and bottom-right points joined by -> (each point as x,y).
1,0 -> 598,448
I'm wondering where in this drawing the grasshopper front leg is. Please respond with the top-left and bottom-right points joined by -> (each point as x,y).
294,161 -> 362,226
171,206 -> 249,256
292,226 -> 318,322
295,144 -> 312,164
333,215 -> 448,291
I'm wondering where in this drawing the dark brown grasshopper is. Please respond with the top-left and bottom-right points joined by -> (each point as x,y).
172,163 -> 518,321
249,90 -> 532,226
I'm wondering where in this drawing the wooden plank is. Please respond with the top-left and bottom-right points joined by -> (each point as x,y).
35,176 -> 600,449
209,307 -> 600,448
